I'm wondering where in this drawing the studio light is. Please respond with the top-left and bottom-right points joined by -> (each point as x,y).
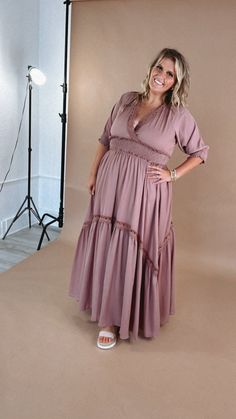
2,65 -> 49,241
28,66 -> 46,86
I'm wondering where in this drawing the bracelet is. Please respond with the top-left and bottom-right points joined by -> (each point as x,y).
170,168 -> 177,182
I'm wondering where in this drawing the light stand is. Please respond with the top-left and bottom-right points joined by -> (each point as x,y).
37,0 -> 71,250
2,67 -> 49,241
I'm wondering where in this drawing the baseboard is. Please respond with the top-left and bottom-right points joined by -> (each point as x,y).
0,213 -> 38,238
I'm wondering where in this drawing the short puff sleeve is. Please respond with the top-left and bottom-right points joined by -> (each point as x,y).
175,107 -> 209,164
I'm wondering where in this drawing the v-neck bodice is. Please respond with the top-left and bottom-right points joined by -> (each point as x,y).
127,96 -> 167,142
98,91 -> 209,165
130,99 -> 166,131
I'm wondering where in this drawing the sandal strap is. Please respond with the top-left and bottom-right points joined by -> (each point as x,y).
98,331 -> 116,339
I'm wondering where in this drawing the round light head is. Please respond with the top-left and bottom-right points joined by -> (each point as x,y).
28,67 -> 46,85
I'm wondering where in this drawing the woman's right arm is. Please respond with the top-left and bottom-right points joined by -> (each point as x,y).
87,142 -> 108,195
87,91 -> 130,195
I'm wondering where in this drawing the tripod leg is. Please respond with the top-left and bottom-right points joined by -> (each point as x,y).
30,198 -> 42,221
37,226 -> 46,251
39,213 -> 57,225
29,206 -> 32,228
30,208 -> 50,241
37,218 -> 58,251
2,197 -> 28,239
39,213 -> 47,225
30,207 -> 41,223
30,198 -> 50,241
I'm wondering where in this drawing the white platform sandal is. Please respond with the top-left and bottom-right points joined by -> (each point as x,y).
96,330 -> 117,350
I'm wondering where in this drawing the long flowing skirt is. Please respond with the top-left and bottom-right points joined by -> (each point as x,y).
69,146 -> 175,340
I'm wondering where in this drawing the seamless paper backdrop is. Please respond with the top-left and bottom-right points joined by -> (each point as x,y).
62,0 -> 236,270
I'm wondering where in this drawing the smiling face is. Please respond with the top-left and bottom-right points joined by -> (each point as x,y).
148,57 -> 176,97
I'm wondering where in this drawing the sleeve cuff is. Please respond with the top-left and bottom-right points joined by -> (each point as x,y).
98,135 -> 109,147
187,147 -> 209,164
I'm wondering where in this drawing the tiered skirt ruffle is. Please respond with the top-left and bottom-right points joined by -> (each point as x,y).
69,219 -> 175,340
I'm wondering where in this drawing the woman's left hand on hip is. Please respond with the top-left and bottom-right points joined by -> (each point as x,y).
146,163 -> 171,184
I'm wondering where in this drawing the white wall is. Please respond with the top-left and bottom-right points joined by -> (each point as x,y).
0,0 -> 66,236
0,0 -> 40,236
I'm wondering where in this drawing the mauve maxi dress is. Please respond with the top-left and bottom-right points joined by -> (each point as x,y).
69,91 -> 209,340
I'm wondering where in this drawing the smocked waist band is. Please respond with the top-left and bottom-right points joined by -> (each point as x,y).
109,136 -> 169,167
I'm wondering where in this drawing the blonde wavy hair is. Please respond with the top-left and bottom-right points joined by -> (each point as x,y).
139,48 -> 190,107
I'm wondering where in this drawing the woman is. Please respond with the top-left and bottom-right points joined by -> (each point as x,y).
69,48 -> 209,350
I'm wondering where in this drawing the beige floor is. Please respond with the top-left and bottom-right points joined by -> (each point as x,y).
1,236 -> 235,419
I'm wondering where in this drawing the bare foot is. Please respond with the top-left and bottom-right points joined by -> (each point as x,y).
98,325 -> 117,344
